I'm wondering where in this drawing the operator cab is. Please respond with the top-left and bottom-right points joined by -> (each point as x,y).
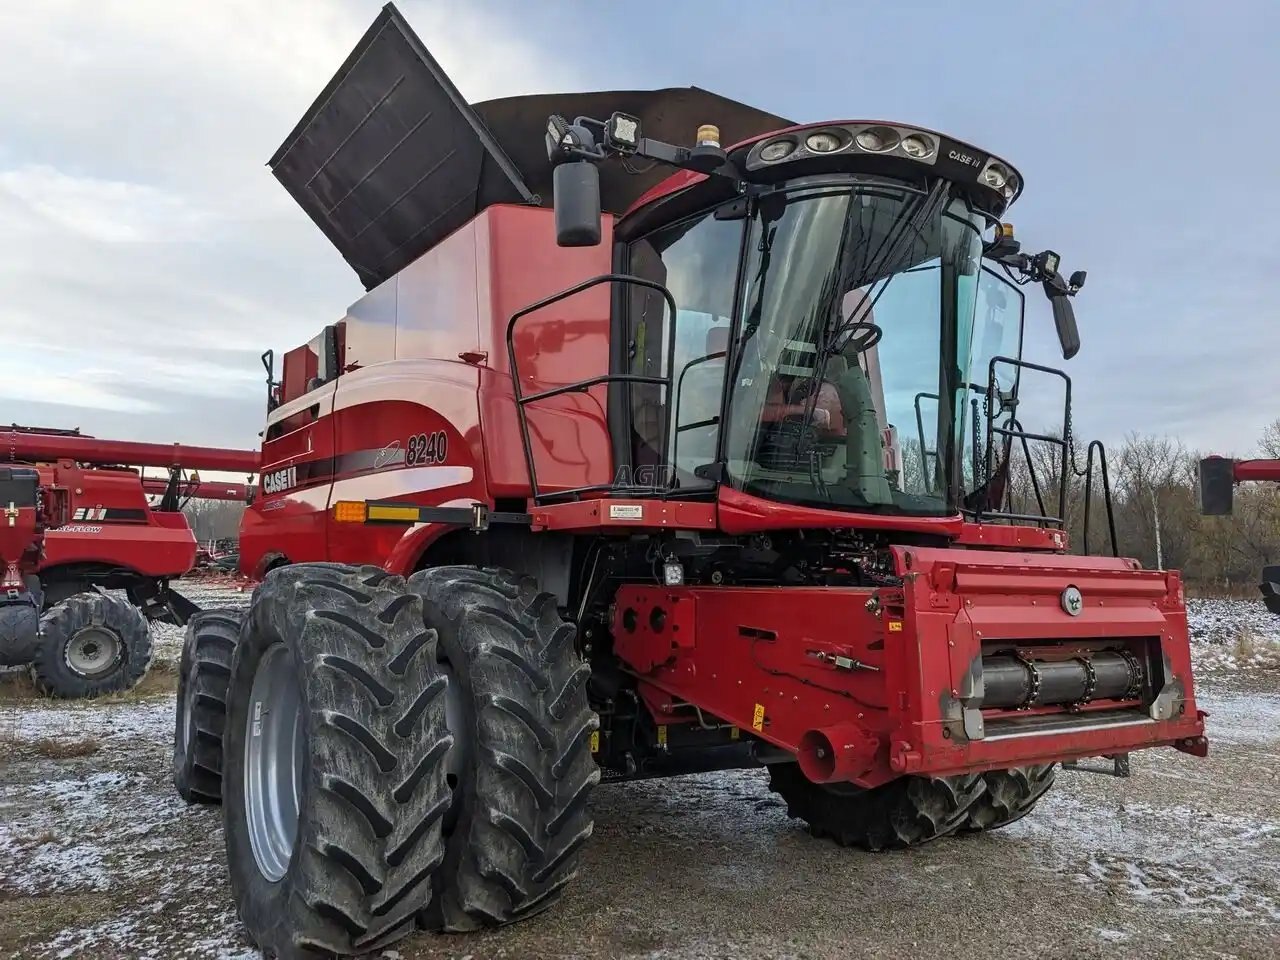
551,115 -> 1085,520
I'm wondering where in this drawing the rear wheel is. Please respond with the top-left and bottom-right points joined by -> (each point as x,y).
768,763 -> 986,850
32,592 -> 152,698
964,764 -> 1057,832
173,609 -> 242,804
408,566 -> 599,931
222,564 -> 453,958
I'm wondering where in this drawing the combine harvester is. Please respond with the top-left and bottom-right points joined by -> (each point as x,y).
1200,454 -> 1280,613
173,6 -> 1209,955
0,425 -> 257,697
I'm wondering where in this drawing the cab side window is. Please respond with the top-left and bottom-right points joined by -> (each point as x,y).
626,210 -> 743,486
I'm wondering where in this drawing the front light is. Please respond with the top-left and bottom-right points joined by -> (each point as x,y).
900,134 -> 934,159
982,163 -> 1009,189
759,138 -> 796,162
854,126 -> 899,153
806,131 -> 844,153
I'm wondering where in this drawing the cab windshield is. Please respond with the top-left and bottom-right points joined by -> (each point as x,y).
627,175 -> 1023,517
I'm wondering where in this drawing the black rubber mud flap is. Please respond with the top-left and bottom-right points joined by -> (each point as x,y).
222,564 -> 453,958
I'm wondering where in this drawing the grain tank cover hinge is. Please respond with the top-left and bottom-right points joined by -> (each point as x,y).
270,3 -> 793,290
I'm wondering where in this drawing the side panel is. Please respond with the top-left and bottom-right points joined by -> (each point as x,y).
37,465 -> 196,577
324,360 -> 485,567
393,219 -> 481,363
239,382 -> 337,574
480,206 -> 615,496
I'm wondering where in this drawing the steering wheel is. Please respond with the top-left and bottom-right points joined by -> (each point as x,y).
835,321 -> 883,355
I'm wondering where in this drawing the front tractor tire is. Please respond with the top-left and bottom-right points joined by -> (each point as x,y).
408,566 -> 600,932
769,763 -> 985,850
222,564 -> 453,958
173,609 -> 243,804
964,765 -> 1057,832
32,592 -> 152,699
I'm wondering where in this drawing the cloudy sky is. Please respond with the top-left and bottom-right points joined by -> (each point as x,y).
3,0 -> 1278,456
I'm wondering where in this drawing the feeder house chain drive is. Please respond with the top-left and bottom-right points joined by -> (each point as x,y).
176,6 -> 1208,956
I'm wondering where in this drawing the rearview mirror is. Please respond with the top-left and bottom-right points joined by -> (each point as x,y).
1047,288 -> 1080,360
553,161 -> 602,247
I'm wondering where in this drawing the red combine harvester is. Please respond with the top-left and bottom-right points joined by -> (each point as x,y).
173,7 -> 1207,955
1,425 -> 257,697
1200,454 -> 1280,612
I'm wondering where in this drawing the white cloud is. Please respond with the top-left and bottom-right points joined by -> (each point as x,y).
0,165 -> 218,243
0,0 -> 583,443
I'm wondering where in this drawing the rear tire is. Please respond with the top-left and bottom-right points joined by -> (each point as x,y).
222,564 -> 452,958
32,592 -> 152,699
408,566 -> 600,931
173,609 -> 242,804
768,763 -> 986,850
964,764 -> 1056,832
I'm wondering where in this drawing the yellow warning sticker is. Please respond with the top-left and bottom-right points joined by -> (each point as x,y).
729,726 -> 740,740
888,620 -> 904,632
752,703 -> 766,731
657,725 -> 668,746
589,731 -> 600,754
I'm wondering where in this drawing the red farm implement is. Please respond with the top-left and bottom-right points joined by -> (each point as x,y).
170,6 -> 1207,954
1,424 -> 257,697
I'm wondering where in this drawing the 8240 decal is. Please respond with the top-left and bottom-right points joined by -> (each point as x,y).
406,430 -> 448,466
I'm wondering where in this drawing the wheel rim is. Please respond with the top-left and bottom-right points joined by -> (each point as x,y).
64,627 -> 122,678
244,643 -> 304,882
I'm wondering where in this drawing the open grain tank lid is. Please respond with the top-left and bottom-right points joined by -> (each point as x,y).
269,2 -> 792,290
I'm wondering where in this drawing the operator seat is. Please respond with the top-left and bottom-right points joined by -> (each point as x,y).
833,290 -> 893,506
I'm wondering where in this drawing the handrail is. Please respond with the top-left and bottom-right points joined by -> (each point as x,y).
506,273 -> 679,504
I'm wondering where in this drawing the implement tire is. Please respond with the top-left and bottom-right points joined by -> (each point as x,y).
409,566 -> 599,931
173,609 -> 242,804
964,764 -> 1057,832
769,763 -> 986,850
32,592 -> 152,699
222,564 -> 452,958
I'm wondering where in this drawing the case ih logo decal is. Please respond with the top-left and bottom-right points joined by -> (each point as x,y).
406,431 -> 448,466
73,507 -> 107,521
262,465 -> 298,495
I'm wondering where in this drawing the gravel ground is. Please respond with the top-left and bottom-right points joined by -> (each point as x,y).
1,588 -> 1277,960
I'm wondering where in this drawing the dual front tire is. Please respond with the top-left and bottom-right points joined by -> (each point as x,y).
174,563 -> 597,958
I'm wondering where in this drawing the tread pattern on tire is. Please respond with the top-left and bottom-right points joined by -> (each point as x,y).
964,764 -> 1056,832
173,609 -> 242,804
769,763 -> 986,850
32,591 -> 152,699
409,565 -> 600,932
224,564 -> 453,958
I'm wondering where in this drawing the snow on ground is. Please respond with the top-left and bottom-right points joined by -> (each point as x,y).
0,583 -> 1277,959
1187,597 -> 1280,673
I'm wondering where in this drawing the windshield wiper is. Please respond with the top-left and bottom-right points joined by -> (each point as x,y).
821,178 -> 950,360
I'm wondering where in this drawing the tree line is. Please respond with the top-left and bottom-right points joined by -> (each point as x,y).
1001,423 -> 1280,587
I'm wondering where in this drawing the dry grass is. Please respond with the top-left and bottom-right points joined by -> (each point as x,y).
1233,626 -> 1258,660
0,659 -> 178,705
26,735 -> 101,759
